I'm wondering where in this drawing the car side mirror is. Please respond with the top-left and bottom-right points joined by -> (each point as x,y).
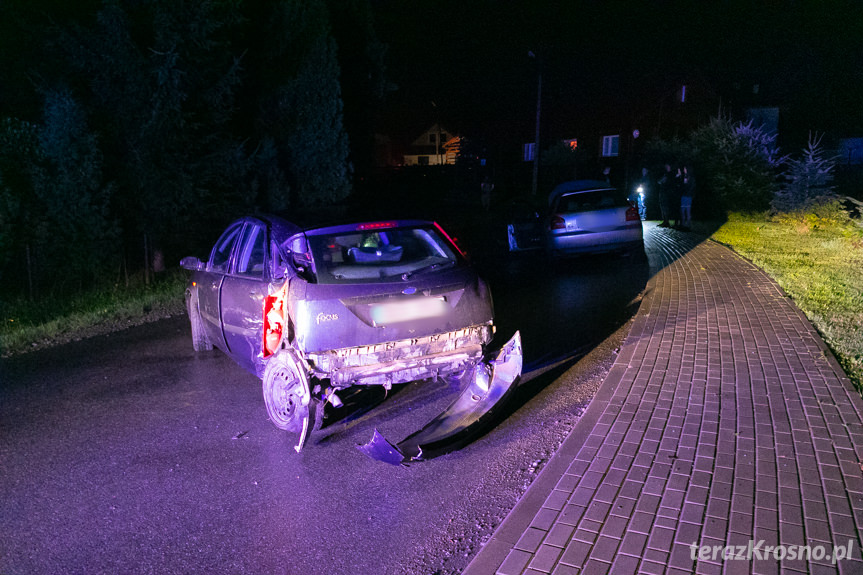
180,256 -> 204,271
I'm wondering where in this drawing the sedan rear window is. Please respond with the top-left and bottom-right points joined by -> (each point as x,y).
555,189 -> 630,213
303,225 -> 460,284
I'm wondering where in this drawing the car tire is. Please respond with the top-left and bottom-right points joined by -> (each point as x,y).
262,349 -> 320,452
188,291 -> 213,352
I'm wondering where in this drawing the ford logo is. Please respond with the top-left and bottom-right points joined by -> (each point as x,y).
402,287 -> 417,295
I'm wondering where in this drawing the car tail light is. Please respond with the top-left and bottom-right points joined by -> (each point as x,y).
358,221 -> 397,231
549,215 -> 566,230
625,206 -> 640,222
263,284 -> 289,358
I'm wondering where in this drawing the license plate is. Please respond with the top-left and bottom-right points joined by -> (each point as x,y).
371,297 -> 447,325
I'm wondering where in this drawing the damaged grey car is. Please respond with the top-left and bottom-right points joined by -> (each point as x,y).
181,215 -> 522,462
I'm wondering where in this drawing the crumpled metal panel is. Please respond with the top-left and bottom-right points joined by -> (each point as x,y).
355,429 -> 406,466
358,331 -> 523,465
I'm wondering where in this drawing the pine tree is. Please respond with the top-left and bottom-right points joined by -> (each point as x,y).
30,89 -> 117,292
690,117 -> 786,212
257,0 -> 352,208
772,133 -> 837,212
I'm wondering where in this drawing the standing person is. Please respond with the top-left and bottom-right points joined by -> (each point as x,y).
480,177 -> 494,212
602,165 -> 612,185
679,165 -> 695,231
631,167 -> 649,220
671,165 -> 684,228
657,163 -> 674,227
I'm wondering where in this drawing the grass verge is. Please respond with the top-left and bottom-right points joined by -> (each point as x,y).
703,202 -> 863,393
1,270 -> 187,357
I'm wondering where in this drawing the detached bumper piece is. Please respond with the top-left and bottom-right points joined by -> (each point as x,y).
357,331 -> 522,465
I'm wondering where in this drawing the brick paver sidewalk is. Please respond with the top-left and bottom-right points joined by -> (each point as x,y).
465,225 -> 863,575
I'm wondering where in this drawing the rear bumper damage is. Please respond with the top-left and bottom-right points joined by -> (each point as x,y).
307,325 -> 492,387
357,331 -> 523,465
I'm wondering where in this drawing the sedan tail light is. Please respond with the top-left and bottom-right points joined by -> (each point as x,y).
625,206 -> 640,222
549,215 -> 566,230
263,284 -> 289,358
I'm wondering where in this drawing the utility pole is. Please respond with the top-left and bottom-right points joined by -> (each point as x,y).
529,51 -> 542,196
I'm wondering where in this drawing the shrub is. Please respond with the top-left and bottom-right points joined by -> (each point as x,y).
691,117 -> 786,212
772,133 -> 837,212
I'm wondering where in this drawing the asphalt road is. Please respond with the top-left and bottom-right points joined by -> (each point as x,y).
0,243 -> 650,575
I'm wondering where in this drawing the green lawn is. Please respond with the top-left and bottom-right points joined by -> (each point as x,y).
1,271 -> 186,357
705,203 -> 863,393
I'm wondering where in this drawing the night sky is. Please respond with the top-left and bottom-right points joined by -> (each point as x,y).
371,0 -> 863,154
1,0 -> 860,167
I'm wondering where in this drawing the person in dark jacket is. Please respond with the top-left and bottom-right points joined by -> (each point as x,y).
678,165 -> 695,230
630,167 -> 649,220
657,163 -> 674,227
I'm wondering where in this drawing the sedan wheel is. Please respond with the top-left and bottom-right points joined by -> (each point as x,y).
262,350 -> 317,452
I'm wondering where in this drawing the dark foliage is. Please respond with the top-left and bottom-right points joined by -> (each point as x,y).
0,0 -> 373,299
772,134 -> 837,212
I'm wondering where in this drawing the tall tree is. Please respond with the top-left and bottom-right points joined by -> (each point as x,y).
256,0 -> 352,208
30,89 -> 116,292
61,0 -> 247,278
327,0 -> 389,177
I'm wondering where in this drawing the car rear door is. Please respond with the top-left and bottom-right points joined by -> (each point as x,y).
221,222 -> 270,374
199,222 -> 244,350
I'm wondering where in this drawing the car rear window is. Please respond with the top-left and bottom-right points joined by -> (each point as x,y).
555,189 -> 630,213
303,224 -> 460,284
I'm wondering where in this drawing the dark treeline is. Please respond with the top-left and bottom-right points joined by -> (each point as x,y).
0,0 -> 386,298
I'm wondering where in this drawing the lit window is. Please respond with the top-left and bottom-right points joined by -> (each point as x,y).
601,135 -> 619,157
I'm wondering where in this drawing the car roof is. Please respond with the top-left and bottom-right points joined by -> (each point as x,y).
548,179 -> 616,206
244,214 -> 303,240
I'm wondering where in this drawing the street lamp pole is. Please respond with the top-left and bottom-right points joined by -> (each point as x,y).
530,51 -> 542,196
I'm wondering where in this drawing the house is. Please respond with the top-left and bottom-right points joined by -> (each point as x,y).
402,124 -> 461,166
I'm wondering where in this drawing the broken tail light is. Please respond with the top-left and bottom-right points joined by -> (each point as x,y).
263,284 -> 289,358
549,215 -> 566,230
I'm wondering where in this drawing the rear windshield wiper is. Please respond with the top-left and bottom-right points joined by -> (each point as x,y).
400,260 -> 456,280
